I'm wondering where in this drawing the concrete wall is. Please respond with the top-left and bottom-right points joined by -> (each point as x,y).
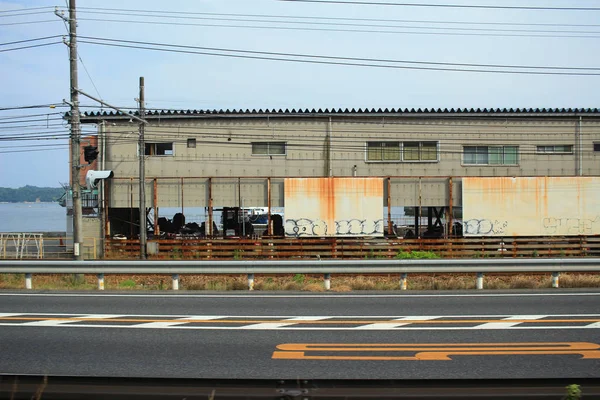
82,217 -> 102,259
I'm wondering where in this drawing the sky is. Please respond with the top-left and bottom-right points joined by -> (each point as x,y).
1,0 -> 599,188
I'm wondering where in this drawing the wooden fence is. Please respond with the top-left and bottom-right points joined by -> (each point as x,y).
105,236 -> 600,260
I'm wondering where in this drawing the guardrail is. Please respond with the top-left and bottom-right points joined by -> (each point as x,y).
1,258 -> 599,291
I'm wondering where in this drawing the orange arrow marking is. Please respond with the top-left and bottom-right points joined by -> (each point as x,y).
272,342 -> 600,361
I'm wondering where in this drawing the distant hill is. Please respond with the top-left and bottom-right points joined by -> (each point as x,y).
0,185 -> 64,203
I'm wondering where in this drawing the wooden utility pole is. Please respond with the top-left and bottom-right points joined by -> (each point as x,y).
138,77 -> 147,259
69,0 -> 83,261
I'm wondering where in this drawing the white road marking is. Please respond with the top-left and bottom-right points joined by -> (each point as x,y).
134,315 -> 224,328
241,316 -> 330,329
78,314 -> 123,319
475,315 -> 546,329
356,316 -> 440,330
21,319 -> 78,326
0,323 -> 597,331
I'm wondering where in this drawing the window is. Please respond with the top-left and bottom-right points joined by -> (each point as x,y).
463,146 -> 518,165
594,143 -> 600,152
536,145 -> 572,154
403,141 -> 438,161
366,141 -> 438,162
367,142 -> 400,161
251,142 -> 286,155
145,142 -> 173,156
187,138 -> 196,148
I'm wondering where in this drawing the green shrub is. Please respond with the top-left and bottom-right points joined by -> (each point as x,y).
395,250 -> 440,259
293,274 -> 305,284
119,279 -> 136,288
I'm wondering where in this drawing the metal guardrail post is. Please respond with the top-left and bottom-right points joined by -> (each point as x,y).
476,272 -> 484,290
25,273 -> 32,289
97,273 -> 104,290
324,273 -> 331,290
400,273 -> 408,290
552,272 -> 560,288
248,273 -> 254,291
172,274 -> 179,290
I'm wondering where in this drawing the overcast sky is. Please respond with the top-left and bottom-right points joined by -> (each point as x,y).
1,0 -> 599,188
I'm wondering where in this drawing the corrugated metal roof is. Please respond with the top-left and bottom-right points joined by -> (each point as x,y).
79,107 -> 600,119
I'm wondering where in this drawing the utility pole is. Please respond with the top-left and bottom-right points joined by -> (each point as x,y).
138,77 -> 147,259
69,0 -> 83,261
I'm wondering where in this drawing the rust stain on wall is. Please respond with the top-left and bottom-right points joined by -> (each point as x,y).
284,178 -> 384,237
463,177 -> 600,237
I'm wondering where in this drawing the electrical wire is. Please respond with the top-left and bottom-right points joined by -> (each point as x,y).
79,35 -> 599,71
0,6 -> 55,14
0,11 -> 54,18
0,104 -> 67,111
0,42 -> 61,52
73,17 -> 600,39
0,20 -> 60,26
278,0 -> 600,11
66,6 -> 600,27
0,35 -> 63,46
66,10 -> 600,35
77,37 -> 600,76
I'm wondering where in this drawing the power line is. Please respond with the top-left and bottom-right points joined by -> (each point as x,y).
0,6 -> 55,14
73,17 -> 600,39
0,42 -> 61,52
278,0 -> 600,11
0,112 -> 62,121
0,104 -> 67,111
0,11 -> 53,18
77,36 -> 600,76
0,35 -> 63,46
68,10 -> 600,35
80,35 -> 600,71
67,6 -> 600,28
0,20 -> 60,26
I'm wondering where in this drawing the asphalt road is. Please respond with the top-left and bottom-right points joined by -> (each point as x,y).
0,290 -> 599,380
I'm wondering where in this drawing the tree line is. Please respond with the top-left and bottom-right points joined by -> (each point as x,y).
0,186 -> 64,203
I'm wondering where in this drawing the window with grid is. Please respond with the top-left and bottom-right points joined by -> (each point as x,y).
366,141 -> 437,162
366,142 -> 401,161
463,146 -> 518,165
536,145 -> 573,154
403,141 -> 438,161
251,142 -> 286,155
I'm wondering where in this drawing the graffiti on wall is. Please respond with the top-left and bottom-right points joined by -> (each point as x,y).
542,216 -> 600,235
285,218 -> 384,237
463,219 -> 509,236
285,219 -> 328,236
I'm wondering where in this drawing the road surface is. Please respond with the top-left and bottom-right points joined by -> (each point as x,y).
0,290 -> 599,380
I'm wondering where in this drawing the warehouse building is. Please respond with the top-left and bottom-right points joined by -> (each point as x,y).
77,107 -> 600,257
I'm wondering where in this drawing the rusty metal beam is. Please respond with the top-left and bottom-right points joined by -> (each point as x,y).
153,178 -> 158,236
181,177 -> 184,217
448,177 -> 453,238
103,179 -> 109,238
387,177 -> 392,235
267,177 -> 272,236
208,178 -> 213,237
130,177 -> 134,239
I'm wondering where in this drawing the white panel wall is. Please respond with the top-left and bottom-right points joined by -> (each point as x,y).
284,177 -> 384,237
463,177 -> 600,236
